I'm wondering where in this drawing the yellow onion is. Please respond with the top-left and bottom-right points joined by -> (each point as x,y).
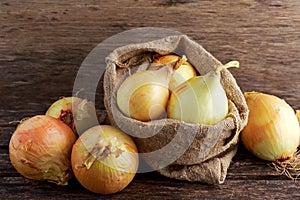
150,54 -> 197,91
71,125 -> 139,194
117,67 -> 171,121
167,61 -> 239,125
241,92 -> 300,161
46,97 -> 99,135
9,115 -> 77,185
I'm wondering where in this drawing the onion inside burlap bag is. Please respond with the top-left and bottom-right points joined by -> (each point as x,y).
103,35 -> 248,184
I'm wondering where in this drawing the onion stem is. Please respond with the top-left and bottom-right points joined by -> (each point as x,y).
173,55 -> 187,70
83,145 -> 111,169
216,61 -> 239,74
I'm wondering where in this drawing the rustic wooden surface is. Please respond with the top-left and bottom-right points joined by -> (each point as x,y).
1,0 -> 300,199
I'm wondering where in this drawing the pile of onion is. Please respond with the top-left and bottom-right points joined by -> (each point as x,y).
117,54 -> 238,125
117,54 -> 198,122
11,51 -> 300,191
9,97 -> 139,194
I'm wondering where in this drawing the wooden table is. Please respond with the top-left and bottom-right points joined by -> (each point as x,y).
1,0 -> 300,199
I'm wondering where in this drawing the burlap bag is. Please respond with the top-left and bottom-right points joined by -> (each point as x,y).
103,35 -> 248,184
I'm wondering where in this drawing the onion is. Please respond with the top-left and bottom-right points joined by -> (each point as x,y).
241,92 -> 300,161
46,97 -> 99,135
71,125 -> 139,194
167,61 -> 239,125
9,115 -> 77,185
150,54 -> 197,91
117,67 -> 172,121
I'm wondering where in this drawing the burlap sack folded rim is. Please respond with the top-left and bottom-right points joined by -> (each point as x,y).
103,34 -> 248,184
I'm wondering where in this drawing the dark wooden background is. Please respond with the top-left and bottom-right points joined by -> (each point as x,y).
1,0 -> 300,199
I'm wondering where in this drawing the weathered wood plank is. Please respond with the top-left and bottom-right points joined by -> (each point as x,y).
1,0 -> 300,198
1,0 -> 300,105
1,174 -> 300,199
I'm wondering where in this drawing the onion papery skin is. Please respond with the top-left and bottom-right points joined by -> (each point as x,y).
296,110 -> 300,124
46,97 -> 77,130
71,125 -> 139,194
46,97 -> 99,136
241,92 -> 300,161
9,115 -> 77,185
151,54 -> 197,91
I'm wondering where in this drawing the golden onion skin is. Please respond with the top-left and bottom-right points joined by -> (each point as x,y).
129,84 -> 169,121
71,125 -> 139,194
241,92 -> 300,161
151,54 -> 197,91
9,115 -> 77,185
46,97 -> 99,135
46,97 -> 77,132
152,54 -> 180,65
296,110 -> 300,124
117,67 -> 171,122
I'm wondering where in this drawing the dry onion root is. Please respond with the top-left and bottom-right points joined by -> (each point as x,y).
241,92 -> 300,180
271,110 -> 300,180
270,151 -> 300,181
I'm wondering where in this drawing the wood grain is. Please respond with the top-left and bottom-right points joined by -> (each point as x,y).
1,0 -> 300,199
